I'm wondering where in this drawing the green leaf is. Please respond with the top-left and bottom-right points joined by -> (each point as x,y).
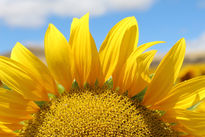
131,87 -> 147,102
72,80 -> 79,89
104,78 -> 113,89
58,84 -> 65,94
35,101 -> 46,107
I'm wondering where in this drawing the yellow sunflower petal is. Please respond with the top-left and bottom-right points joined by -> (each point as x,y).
143,38 -> 186,106
0,56 -> 49,101
0,123 -> 17,137
152,76 -> 205,110
117,50 -> 157,97
194,99 -> 205,113
128,50 -> 157,97
0,88 -> 39,113
87,34 -> 104,86
99,16 -> 138,83
45,24 -> 73,90
0,122 -> 23,133
163,109 -> 205,137
0,115 -> 31,124
10,42 -> 58,95
183,135 -> 195,137
3,123 -> 23,131
0,88 -> 39,123
0,107 -> 32,122
0,133 -> 17,137
69,13 -> 102,87
125,41 -> 165,64
115,41 -> 164,89
69,18 -> 79,47
0,133 -> 16,137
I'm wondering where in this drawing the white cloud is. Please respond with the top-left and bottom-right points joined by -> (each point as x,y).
0,0 -> 156,28
187,32 -> 205,54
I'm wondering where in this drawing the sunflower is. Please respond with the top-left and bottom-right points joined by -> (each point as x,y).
0,13 -> 205,137
178,64 -> 205,82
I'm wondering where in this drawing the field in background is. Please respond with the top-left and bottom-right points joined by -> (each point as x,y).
1,46 -> 205,81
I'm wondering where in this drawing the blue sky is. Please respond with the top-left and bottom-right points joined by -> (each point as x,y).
0,0 -> 205,54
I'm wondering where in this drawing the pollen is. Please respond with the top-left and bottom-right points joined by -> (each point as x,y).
19,87 -> 178,137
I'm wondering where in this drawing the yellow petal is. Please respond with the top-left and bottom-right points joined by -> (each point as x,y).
69,18 -> 80,47
87,34 -> 104,86
182,135 -> 195,137
0,122 -> 23,133
143,38 -> 186,106
0,115 -> 31,124
3,123 -> 23,131
194,99 -> 205,113
0,88 -> 39,123
0,107 -> 32,122
0,107 -> 33,123
0,133 -> 16,137
99,16 -> 139,83
0,56 -> 49,101
163,109 -> 205,137
114,41 -> 164,89
0,123 -> 17,137
124,41 -> 165,65
45,24 -> 73,90
69,13 -> 102,87
0,88 -> 39,113
128,50 -> 157,97
152,76 -> 205,110
10,42 -> 58,95
117,50 -> 157,97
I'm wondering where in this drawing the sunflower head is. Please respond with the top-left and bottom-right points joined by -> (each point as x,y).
20,87 -> 177,137
179,64 -> 205,82
0,13 -> 204,137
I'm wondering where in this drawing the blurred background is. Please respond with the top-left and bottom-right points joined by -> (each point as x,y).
0,0 -> 205,81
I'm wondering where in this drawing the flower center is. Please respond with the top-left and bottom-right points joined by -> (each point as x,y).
19,87 -> 178,137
